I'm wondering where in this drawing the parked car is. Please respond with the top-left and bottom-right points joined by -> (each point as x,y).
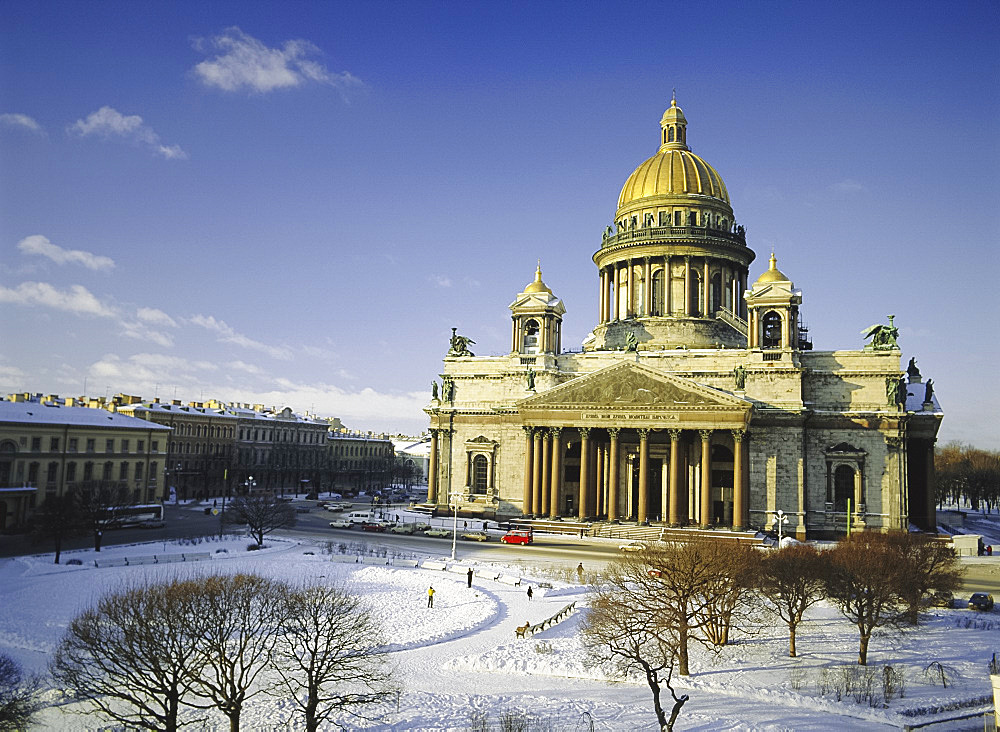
137,520 -> 165,529
425,528 -> 451,538
969,593 -> 995,611
295,507 -> 310,514
388,523 -> 416,535
929,591 -> 955,608
328,519 -> 352,529
619,541 -> 647,553
500,529 -> 533,545
413,522 -> 432,533
361,521 -> 390,533
461,531 -> 489,542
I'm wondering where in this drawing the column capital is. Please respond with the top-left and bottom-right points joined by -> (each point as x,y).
607,426 -> 621,439
550,426 -> 562,438
522,425 -> 535,437
578,427 -> 591,439
698,428 -> 713,442
730,428 -> 746,442
667,428 -> 683,442
638,428 -> 651,439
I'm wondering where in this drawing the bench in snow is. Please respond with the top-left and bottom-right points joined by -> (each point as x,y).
93,557 -> 129,568
362,556 -> 388,565
475,568 -> 500,581
182,552 -> 211,562
447,564 -> 473,575
421,560 -> 448,571
127,556 -> 157,566
392,559 -> 419,568
497,574 -> 521,586
154,555 -> 184,564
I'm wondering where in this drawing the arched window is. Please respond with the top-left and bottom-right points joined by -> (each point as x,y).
651,270 -> 664,316
711,272 -> 722,314
668,127 -> 675,142
522,319 -> 539,353
834,465 -> 855,511
472,454 -> 488,494
762,311 -> 782,348
688,211 -> 697,226
689,270 -> 702,316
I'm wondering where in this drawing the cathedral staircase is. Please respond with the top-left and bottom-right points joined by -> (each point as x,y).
716,306 -> 748,338
591,522 -> 762,545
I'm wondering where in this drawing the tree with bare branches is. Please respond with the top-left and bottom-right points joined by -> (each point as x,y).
185,574 -> 287,732
271,584 -> 399,731
222,494 -> 296,546
31,493 -> 82,564
884,532 -> 962,624
696,541 -> 761,647
74,484 -> 132,551
0,653 -> 41,731
757,543 -> 828,657
50,578 -> 207,731
824,533 -> 907,665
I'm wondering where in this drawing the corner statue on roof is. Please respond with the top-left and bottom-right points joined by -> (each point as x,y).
862,315 -> 900,351
448,328 -> 476,357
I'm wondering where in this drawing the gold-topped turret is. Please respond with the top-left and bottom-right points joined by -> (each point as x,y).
754,252 -> 792,285
523,262 -> 552,294
659,93 -> 689,151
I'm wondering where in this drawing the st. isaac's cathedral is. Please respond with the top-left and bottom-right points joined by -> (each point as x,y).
425,98 -> 941,538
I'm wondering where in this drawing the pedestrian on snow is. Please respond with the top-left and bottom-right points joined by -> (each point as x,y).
577,563 -> 584,582
527,586 -> 533,601
463,520 -> 468,529
427,586 -> 435,608
482,521 -> 488,531
467,568 -> 473,588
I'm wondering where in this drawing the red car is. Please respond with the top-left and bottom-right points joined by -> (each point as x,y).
361,521 -> 389,533
500,529 -> 533,545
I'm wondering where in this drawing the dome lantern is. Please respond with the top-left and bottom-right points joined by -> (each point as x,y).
659,92 -> 689,151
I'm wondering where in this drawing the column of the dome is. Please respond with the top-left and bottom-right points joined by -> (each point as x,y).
626,261 -> 634,317
684,257 -> 691,316
599,268 -> 606,324
703,259 -> 710,316
665,255 -> 672,314
643,258 -> 652,316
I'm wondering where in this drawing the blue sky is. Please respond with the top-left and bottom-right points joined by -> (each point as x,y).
1,1 -> 998,445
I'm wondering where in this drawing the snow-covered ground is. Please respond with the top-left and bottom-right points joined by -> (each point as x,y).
2,529 -> 999,731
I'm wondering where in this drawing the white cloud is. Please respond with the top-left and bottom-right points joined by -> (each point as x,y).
17,234 -> 115,271
136,307 -> 178,328
189,313 -> 293,360
429,274 -> 452,288
192,27 -> 363,95
0,281 -> 116,317
120,320 -> 174,348
0,113 -> 43,134
829,179 -> 864,194
69,107 -> 187,160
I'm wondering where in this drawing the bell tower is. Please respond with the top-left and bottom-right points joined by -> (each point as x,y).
745,253 -> 803,351
510,264 -> 565,356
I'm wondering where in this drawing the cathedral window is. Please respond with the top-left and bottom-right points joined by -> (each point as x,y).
651,271 -> 664,316
472,454 -> 488,494
522,319 -> 539,354
688,211 -> 697,226
711,273 -> 722,314
833,465 -> 855,512
689,270 -> 702,316
674,210 -> 682,226
668,127 -> 674,142
761,311 -> 782,348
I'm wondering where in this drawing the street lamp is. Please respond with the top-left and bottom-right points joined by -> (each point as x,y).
244,475 -> 256,495
771,509 -> 789,545
449,489 -> 465,562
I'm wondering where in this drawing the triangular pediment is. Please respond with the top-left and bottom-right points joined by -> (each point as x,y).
520,361 -> 749,411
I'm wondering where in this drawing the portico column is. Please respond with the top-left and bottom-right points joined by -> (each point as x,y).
595,442 -> 605,515
638,428 -> 650,524
532,429 -> 543,516
541,430 -> 552,516
522,427 -> 534,515
668,429 -> 681,525
732,429 -> 746,530
643,257 -> 652,316
578,427 -> 591,519
549,428 -> 562,518
699,429 -> 712,528
607,428 -> 621,521
427,428 -> 439,504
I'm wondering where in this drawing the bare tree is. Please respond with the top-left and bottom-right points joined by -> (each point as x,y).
0,653 -> 41,731
271,584 -> 400,731
757,543 -> 828,657
50,578 -> 207,731
885,532 -> 962,624
222,494 -> 296,545
31,493 -> 82,564
696,541 -> 761,647
581,556 -> 688,731
74,484 -> 132,551
186,574 -> 287,732
824,533 -> 906,665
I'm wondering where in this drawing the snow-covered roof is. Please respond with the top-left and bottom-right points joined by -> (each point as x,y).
0,400 -> 171,430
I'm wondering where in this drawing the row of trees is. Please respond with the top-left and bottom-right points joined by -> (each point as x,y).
581,533 -> 961,732
936,443 -> 1000,512
50,574 -> 397,732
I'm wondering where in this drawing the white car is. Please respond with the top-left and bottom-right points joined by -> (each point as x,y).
328,519 -> 352,529
618,541 -> 647,553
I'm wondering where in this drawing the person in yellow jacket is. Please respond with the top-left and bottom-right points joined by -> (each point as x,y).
427,586 -> 435,608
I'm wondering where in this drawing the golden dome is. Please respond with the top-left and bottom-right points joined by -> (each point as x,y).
754,253 -> 791,285
617,98 -> 730,209
523,263 -> 552,294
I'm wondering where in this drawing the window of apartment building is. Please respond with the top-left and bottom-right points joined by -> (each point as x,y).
105,439 -> 114,453
135,462 -> 143,481
137,440 -> 144,452
19,436 -> 26,447
68,438 -> 78,452
86,438 -> 95,453
121,439 -> 129,453
151,441 -> 159,452
83,462 -> 93,481
28,462 -> 39,484
150,461 -> 158,481
102,462 -> 113,480
47,462 -> 58,483
50,437 -> 59,451
31,437 -> 41,452
66,462 -> 76,482
119,462 -> 128,481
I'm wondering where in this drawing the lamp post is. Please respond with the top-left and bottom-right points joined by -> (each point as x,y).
449,489 -> 465,562
771,509 -> 789,545
244,475 -> 256,495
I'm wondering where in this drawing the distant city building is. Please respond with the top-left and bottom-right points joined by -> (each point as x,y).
0,394 -> 170,530
328,432 -> 394,495
425,99 -> 942,537
392,435 -> 431,484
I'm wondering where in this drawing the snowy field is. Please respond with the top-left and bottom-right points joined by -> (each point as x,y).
1,531 -> 999,731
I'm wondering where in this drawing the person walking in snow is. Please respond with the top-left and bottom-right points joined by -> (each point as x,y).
577,562 -> 584,583
427,586 -> 435,608
467,568 -> 473,588
526,586 -> 533,601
